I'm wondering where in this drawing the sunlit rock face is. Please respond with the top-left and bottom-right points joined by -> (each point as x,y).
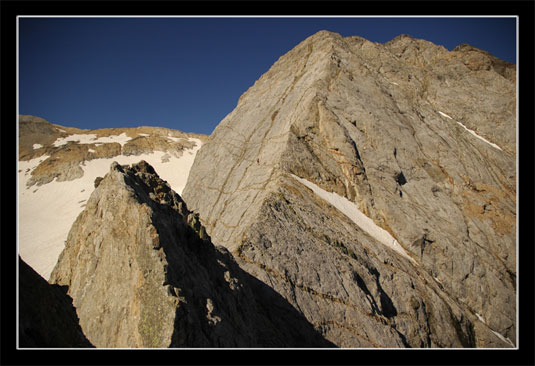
183,30 -> 516,348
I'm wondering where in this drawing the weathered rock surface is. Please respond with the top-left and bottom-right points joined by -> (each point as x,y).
18,256 -> 93,348
49,160 -> 333,348
18,115 -> 207,187
182,31 -> 516,347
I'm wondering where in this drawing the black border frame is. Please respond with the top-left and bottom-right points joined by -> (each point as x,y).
2,1 -> 533,365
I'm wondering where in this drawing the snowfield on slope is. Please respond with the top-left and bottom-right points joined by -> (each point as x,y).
18,138 -> 202,279
52,132 -> 133,147
292,174 -> 416,264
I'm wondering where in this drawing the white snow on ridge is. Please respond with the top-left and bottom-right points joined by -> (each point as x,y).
291,174 -> 416,264
53,132 -> 133,147
89,132 -> 132,146
473,312 -> 514,347
491,330 -> 515,348
437,111 -> 503,151
53,133 -> 97,146
456,122 -> 503,151
18,138 -> 202,279
32,143 -> 42,149
167,136 -> 185,143
438,111 -> 453,119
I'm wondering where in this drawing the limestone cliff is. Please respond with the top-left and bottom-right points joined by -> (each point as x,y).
49,161 -> 332,348
182,31 -> 516,347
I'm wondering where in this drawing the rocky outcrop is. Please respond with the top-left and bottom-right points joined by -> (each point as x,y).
18,115 -> 207,187
49,161 -> 332,348
122,135 -> 196,157
18,256 -> 93,348
182,31 -> 516,347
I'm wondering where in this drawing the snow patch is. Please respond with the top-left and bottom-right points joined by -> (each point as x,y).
437,111 -> 503,151
292,174 -> 416,264
138,133 -> 149,137
32,143 -> 43,149
88,149 -> 95,153
491,330 -> 515,347
438,111 -> 453,119
53,134 -> 97,146
167,136 -> 184,143
53,132 -> 132,147
456,122 -> 503,151
475,313 -> 486,324
18,138 -> 203,279
88,132 -> 132,146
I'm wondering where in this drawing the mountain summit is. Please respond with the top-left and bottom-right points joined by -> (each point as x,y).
49,160 -> 332,347
182,31 -> 516,347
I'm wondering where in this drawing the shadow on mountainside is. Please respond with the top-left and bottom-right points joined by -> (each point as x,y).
122,161 -> 335,348
149,196 -> 335,348
18,256 -> 94,348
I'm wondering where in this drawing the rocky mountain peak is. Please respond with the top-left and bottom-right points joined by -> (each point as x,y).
451,43 -> 515,80
18,115 -> 207,280
183,31 -> 516,347
49,160 -> 332,347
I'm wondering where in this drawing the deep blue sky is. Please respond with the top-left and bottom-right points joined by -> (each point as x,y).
19,17 -> 516,135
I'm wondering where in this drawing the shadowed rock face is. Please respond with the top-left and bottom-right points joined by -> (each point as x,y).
18,256 -> 93,348
49,161 -> 333,348
182,31 -> 516,347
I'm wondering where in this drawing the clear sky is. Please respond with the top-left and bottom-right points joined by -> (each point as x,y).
18,17 -> 517,135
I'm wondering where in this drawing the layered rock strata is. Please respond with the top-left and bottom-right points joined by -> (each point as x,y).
49,161 -> 332,348
182,31 -> 516,347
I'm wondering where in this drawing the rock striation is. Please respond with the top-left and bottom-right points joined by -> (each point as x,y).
182,31 -> 516,347
18,256 -> 93,348
49,160 -> 332,348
